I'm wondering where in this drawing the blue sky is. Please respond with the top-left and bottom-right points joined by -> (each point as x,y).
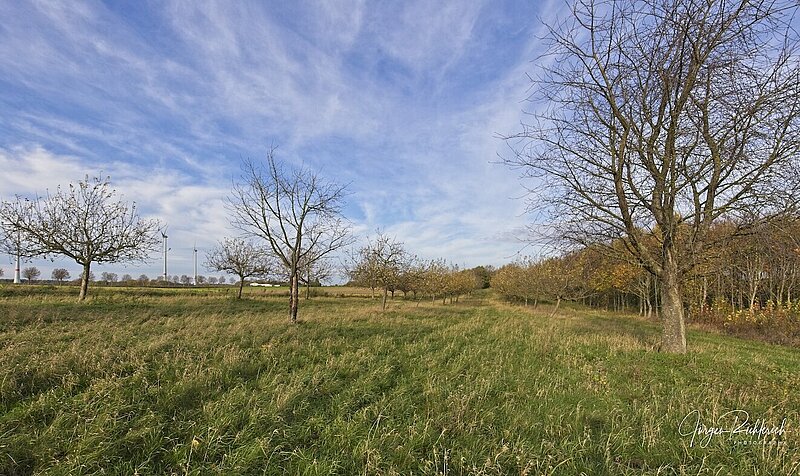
0,0 -> 556,280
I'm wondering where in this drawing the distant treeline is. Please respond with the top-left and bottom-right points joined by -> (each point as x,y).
492,220 -> 800,345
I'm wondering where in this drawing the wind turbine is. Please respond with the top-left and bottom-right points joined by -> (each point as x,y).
161,231 -> 169,282
193,241 -> 198,285
13,231 -> 21,284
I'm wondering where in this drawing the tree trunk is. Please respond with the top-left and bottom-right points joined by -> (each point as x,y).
237,275 -> 244,299
549,296 -> 562,318
702,276 -> 708,311
305,268 -> 311,300
289,272 -> 299,323
78,262 -> 91,301
660,251 -> 687,353
749,286 -> 759,310
639,290 -> 644,316
382,287 -> 388,311
653,278 -> 660,320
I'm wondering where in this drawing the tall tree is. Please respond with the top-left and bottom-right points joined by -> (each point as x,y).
0,176 -> 162,300
227,149 -> 351,322
505,0 -> 800,352
205,237 -> 276,299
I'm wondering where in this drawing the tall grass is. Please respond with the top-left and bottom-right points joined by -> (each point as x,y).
1,286 -> 798,474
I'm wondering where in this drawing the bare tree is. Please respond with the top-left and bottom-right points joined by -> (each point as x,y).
227,149 -> 352,321
0,176 -> 162,300
180,274 -> 192,285
121,274 -> 133,283
100,272 -> 118,284
52,268 -> 70,284
350,232 -> 410,310
299,254 -> 335,299
138,274 -> 149,284
419,259 -> 452,304
22,266 -> 40,282
205,237 -> 276,299
505,0 -> 800,353
347,246 -> 380,298
395,256 -> 424,299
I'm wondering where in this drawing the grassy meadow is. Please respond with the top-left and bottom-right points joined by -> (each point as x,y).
0,285 -> 798,475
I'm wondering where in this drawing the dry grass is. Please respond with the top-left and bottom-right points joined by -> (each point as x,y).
1,285 -> 798,475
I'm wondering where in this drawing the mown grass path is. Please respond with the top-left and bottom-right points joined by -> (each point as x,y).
1,286 -> 798,474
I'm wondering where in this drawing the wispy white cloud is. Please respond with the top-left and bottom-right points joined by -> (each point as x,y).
368,0 -> 486,75
0,0 -> 557,277
0,146 -> 87,194
0,146 -> 232,277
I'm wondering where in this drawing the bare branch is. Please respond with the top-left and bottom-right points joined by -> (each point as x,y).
503,0 -> 800,353
0,176 -> 162,300
225,148 -> 353,321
